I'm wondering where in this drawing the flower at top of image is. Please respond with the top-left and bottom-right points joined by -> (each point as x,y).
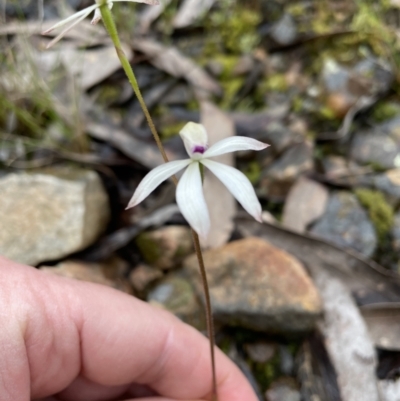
41,0 -> 159,49
127,122 -> 270,240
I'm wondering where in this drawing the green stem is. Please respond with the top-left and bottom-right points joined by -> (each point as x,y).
100,6 -> 217,400
100,5 -> 170,165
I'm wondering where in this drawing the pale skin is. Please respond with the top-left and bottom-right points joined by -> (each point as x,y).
0,256 -> 258,401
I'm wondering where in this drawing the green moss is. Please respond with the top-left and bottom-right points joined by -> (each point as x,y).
260,74 -> 288,93
292,96 -> 303,113
372,101 -> 400,122
355,189 -> 394,242
250,352 -> 281,392
159,121 -> 187,140
287,3 -> 307,17
219,78 -> 244,110
244,161 -> 262,184
136,233 -> 162,265
95,85 -> 121,106
204,2 -> 261,55
214,55 -> 240,79
319,105 -> 339,120
187,99 -> 200,111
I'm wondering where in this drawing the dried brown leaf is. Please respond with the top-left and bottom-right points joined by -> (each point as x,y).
139,0 -> 172,33
313,270 -> 379,401
173,0 -> 215,28
59,44 -> 133,90
200,101 -> 236,248
361,303 -> 400,350
133,39 -> 221,97
237,218 -> 400,303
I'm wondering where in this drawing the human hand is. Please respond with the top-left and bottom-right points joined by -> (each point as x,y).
0,256 -> 258,401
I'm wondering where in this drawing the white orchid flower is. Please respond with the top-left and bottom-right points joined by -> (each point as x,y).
127,122 -> 269,240
41,0 -> 159,49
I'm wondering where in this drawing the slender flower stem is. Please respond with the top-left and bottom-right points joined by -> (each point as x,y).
99,6 -> 217,399
191,229 -> 217,401
99,4 -> 170,166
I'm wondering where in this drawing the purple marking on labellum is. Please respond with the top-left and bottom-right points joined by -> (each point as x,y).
193,145 -> 206,154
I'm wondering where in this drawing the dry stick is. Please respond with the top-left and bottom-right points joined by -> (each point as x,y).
100,6 -> 218,400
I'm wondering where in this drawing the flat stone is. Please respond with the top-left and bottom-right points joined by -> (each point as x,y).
311,191 -> 377,257
147,274 -> 204,329
136,225 -> 194,270
270,13 -> 297,46
351,117 -> 400,169
282,177 -> 329,233
184,237 -> 322,334
260,140 -> 314,200
40,259 -> 132,293
129,263 -> 163,295
392,212 -> 400,253
244,342 -> 277,364
0,168 -> 110,265
266,377 -> 301,401
363,169 -> 400,205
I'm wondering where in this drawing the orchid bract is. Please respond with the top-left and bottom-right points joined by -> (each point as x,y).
127,122 -> 269,240
41,0 -> 159,49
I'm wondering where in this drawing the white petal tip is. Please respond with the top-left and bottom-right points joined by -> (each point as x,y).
91,17 -> 101,24
41,29 -> 52,35
254,214 -> 263,223
126,200 -> 137,210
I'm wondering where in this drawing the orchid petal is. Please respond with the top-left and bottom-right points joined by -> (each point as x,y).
91,2 -> 114,23
126,159 -> 190,209
201,159 -> 263,222
179,122 -> 208,157
203,136 -> 269,159
44,7 -> 97,49
91,7 -> 102,24
42,4 -> 98,34
176,162 -> 210,240
112,0 -> 160,4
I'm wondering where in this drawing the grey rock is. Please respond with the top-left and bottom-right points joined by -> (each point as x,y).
279,345 -> 294,376
361,169 -> 400,205
270,13 -> 297,46
160,84 -> 193,105
322,59 -> 351,94
147,274 -> 204,329
351,117 -> 400,169
244,342 -> 276,364
262,121 -> 301,153
311,191 -> 377,257
136,225 -> 194,270
392,212 -> 400,252
0,168 -> 109,265
129,263 -> 163,294
184,237 -> 322,334
322,157 -> 400,205
40,258 -> 132,293
266,378 -> 301,401
260,140 -> 314,200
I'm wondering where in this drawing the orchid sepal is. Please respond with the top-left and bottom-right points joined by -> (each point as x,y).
41,0 -> 159,48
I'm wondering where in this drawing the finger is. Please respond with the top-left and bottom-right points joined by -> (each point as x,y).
57,376 -> 129,400
0,257 -> 258,401
58,377 -> 156,400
